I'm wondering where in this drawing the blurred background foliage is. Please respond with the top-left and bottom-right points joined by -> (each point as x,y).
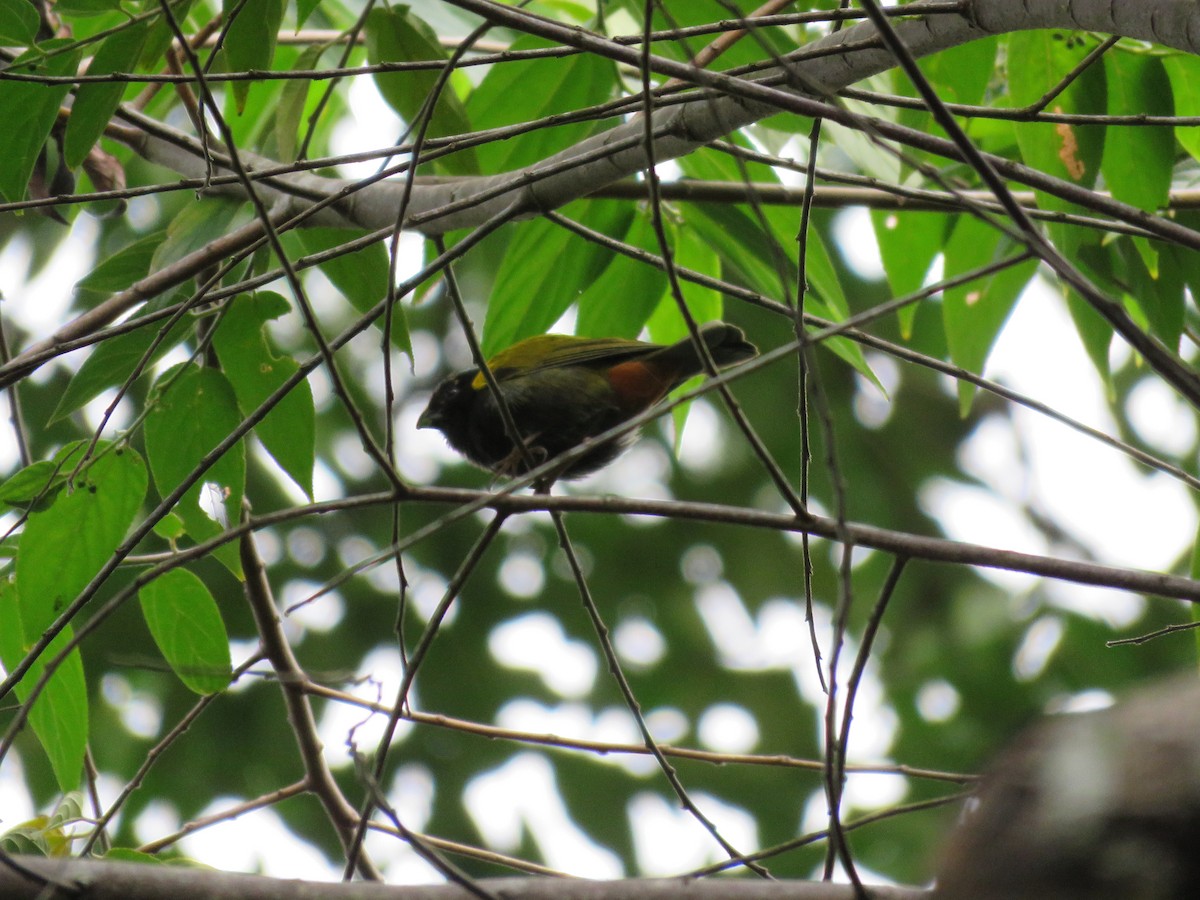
2,0 -> 1199,889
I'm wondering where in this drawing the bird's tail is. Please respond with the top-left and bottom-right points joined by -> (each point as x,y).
653,322 -> 759,378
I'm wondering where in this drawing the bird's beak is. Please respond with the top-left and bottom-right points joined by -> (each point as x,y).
416,407 -> 437,429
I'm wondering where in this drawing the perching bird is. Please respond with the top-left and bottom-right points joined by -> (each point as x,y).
417,322 -> 758,479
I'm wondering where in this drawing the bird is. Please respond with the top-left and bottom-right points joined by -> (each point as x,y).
417,322 -> 759,480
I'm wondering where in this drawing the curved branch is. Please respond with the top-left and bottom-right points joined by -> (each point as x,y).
120,0 -> 1200,241
0,859 -> 926,900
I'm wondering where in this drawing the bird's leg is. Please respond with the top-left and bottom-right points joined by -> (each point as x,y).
494,434 -> 548,479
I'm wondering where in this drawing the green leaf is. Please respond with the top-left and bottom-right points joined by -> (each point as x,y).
1101,51 -> 1173,213
212,293 -> 315,497
275,43 -> 326,162
0,584 -> 87,792
646,221 -> 723,449
0,42 -> 82,202
8,444 -> 142,792
575,212 -> 667,339
139,568 -> 232,695
481,200 -> 629,355
0,0 -> 37,44
802,228 -> 884,393
1059,240 -> 1115,383
1164,54 -> 1200,163
139,0 -> 197,70
681,202 -> 791,301
895,38 -> 998,160
645,225 -> 723,344
292,228 -> 412,355
144,365 -> 246,576
0,460 -> 64,508
0,441 -> 98,509
1007,31 -> 1106,265
667,221 -> 723,329
294,0 -> 320,30
914,36 -> 997,108
75,231 -> 165,298
677,197 -> 878,387
0,794 -> 83,856
26,635 -> 87,793
1116,238 -> 1184,352
1171,212 -> 1200,308
1066,294 -> 1114,384
481,220 -> 579,355
871,211 -> 950,338
54,0 -> 119,14
1008,31 -> 1106,190
676,145 -> 796,300
15,443 -> 147,636
50,292 -> 192,424
643,0 -> 795,69
943,217 -> 1038,413
64,21 -> 150,168
466,33 -> 615,172
152,511 -> 186,542
802,224 -> 851,323
365,6 -> 476,175
153,199 -> 245,270
221,0 -> 282,113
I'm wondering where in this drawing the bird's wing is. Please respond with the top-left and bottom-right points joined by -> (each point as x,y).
485,335 -> 654,376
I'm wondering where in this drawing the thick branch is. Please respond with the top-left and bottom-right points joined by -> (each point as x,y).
120,0 -> 1200,240
239,530 -> 383,881
0,860 -> 925,900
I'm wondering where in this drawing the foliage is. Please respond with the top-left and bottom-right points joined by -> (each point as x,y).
0,0 -> 1198,892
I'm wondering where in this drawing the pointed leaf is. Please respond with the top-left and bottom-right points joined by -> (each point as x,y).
64,21 -> 150,167
365,6 -> 476,175
212,293 -> 315,497
0,585 -> 87,792
153,199 -> 245,269
466,33 -> 615,172
15,443 -> 147,636
481,200 -> 629,355
1067,241 -> 1116,381
0,460 -> 63,509
1007,31 -> 1106,270
0,42 -> 81,201
8,444 -> 141,793
292,228 -> 411,355
221,0 -> 282,113
0,0 -> 37,44
1008,31 -> 1106,191
576,212 -> 667,339
1101,51 -> 1172,213
139,568 -> 231,695
1164,54 -> 1200,163
275,43 -> 326,162
943,218 -> 1038,413
1118,238 -> 1184,351
645,221 -> 722,345
50,293 -> 192,424
144,365 -> 245,575
915,36 -> 997,108
646,221 -> 721,448
871,210 -> 950,338
74,231 -> 165,299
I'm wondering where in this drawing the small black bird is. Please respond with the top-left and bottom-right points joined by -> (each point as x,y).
417,323 -> 758,479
